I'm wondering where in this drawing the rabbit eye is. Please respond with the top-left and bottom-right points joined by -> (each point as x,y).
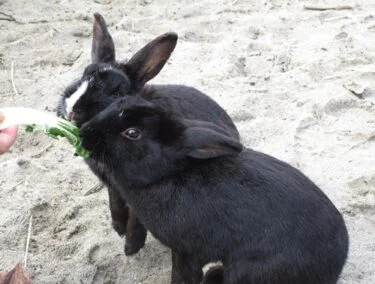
122,128 -> 141,141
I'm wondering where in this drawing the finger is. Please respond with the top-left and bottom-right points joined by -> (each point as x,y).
0,126 -> 18,154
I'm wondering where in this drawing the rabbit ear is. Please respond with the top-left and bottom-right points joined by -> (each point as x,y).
121,32 -> 178,92
94,97 -> 160,124
81,97 -> 159,132
91,13 -> 116,64
182,125 -> 243,159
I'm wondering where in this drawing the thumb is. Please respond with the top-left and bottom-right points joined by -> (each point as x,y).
0,126 -> 18,154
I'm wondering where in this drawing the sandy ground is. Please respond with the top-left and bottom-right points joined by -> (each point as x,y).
0,0 -> 375,283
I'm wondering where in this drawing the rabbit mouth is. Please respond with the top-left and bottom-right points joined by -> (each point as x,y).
66,111 -> 76,122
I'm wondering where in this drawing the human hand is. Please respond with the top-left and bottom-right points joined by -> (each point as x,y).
0,112 -> 18,154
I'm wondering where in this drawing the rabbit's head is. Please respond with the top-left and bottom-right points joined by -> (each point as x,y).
58,13 -> 177,127
80,97 -> 243,187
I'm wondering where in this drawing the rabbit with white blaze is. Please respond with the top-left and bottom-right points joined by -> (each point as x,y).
57,13 -> 239,256
79,96 -> 349,284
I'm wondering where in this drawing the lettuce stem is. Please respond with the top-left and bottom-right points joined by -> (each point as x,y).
0,107 -> 90,158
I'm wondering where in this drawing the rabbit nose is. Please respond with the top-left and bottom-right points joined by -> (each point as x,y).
67,111 -> 76,122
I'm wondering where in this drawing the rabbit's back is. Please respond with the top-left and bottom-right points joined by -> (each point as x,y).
139,84 -> 240,139
189,149 -> 348,250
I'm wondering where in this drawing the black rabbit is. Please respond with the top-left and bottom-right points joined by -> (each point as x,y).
79,96 -> 349,284
57,13 -> 239,256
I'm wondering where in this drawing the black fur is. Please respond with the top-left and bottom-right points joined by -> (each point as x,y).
79,97 -> 349,284
57,13 -> 239,256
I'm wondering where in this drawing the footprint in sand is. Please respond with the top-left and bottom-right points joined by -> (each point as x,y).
323,97 -> 358,116
30,202 -> 53,235
342,175 -> 375,217
88,244 -> 121,284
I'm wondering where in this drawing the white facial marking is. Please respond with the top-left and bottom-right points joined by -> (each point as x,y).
65,80 -> 89,117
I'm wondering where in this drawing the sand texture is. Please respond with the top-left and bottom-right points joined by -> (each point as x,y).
0,0 -> 375,283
